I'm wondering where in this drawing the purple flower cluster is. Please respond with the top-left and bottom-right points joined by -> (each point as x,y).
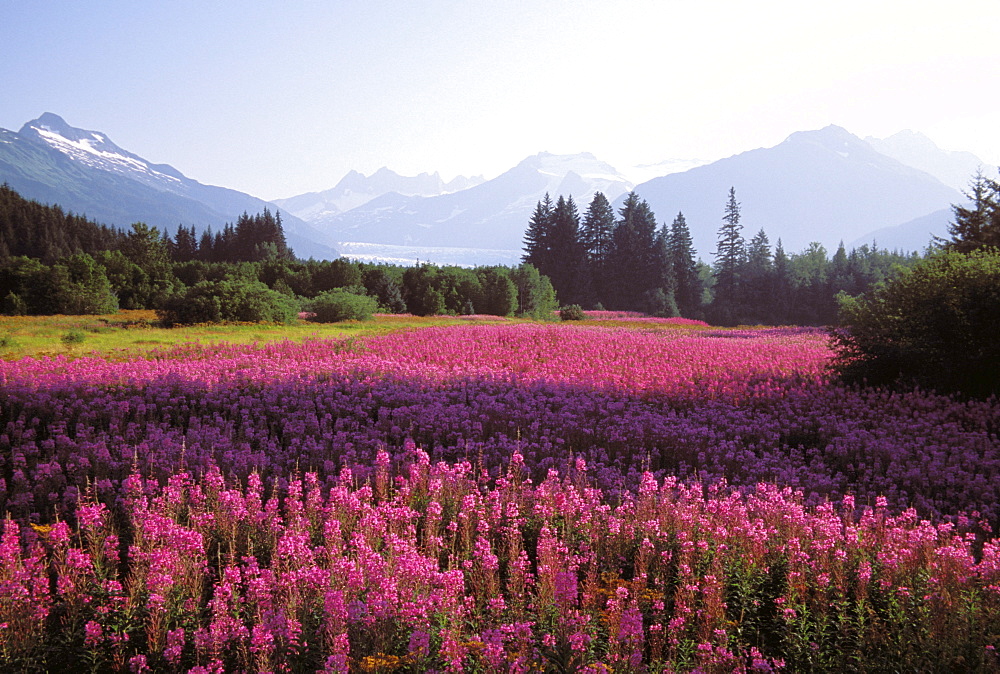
1,456 -> 998,671
0,325 -> 997,529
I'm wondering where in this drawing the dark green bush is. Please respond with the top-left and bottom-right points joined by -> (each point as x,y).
307,290 -> 377,322
157,280 -> 299,326
559,304 -> 586,321
832,248 -> 1000,396
60,330 -> 86,345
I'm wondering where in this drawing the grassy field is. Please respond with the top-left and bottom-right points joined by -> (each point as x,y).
0,311 -> 720,361
0,310 -> 527,360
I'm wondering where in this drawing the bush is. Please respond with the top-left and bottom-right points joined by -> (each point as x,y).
1,291 -> 27,316
832,248 -> 1000,396
60,330 -> 86,346
307,290 -> 377,322
158,280 -> 299,325
559,304 -> 586,321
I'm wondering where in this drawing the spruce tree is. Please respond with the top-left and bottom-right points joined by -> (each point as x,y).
666,211 -> 701,318
607,192 -> 660,311
712,187 -> 746,324
580,192 -> 616,304
940,171 -> 1000,253
547,195 -> 586,306
770,239 -> 792,324
522,193 -> 554,271
742,228 -> 772,322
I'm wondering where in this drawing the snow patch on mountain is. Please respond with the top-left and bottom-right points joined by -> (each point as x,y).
31,126 -> 181,183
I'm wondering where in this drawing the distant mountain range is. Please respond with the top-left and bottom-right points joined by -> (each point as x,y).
272,168 -> 485,223
283,126 -> 983,262
622,125 -> 967,256
0,113 -> 991,265
0,113 -> 338,259
302,152 -> 636,255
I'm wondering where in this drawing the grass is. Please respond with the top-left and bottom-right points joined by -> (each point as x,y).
0,310 -> 524,360
0,310 -> 724,361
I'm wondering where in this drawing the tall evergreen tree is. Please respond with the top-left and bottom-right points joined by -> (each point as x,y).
939,170 -> 1000,253
547,195 -> 587,305
666,211 -> 701,318
740,228 -> 773,322
712,187 -> 746,324
522,193 -> 554,271
580,192 -> 616,304
607,192 -> 660,311
770,239 -> 793,324
172,224 -> 199,262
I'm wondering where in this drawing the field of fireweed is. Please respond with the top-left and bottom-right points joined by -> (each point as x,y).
1,322 -> 999,672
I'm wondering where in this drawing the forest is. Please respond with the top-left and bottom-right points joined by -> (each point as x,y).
0,180 -> 959,326
523,188 -> 923,326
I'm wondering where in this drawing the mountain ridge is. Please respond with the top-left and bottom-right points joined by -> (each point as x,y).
1,113 -> 338,259
1,114 -> 986,265
620,125 -> 963,256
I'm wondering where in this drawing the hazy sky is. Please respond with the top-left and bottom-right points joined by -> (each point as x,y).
3,0 -> 998,200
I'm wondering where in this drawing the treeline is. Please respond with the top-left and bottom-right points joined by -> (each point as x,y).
0,182 -> 293,265
524,188 -> 922,326
0,184 -> 556,320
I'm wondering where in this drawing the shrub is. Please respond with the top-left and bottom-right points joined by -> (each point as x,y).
1,291 -> 27,316
158,280 -> 299,325
559,304 -> 586,321
307,289 -> 377,322
832,248 -> 1000,396
60,329 -> 86,345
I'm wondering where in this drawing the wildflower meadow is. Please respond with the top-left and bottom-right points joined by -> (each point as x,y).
1,322 -> 999,672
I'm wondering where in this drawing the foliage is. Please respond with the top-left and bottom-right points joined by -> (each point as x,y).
559,304 -> 586,321
157,279 -> 299,325
938,170 -> 1000,253
607,192 -> 664,312
307,289 -> 378,322
510,263 -> 557,318
522,192 -> 554,270
832,248 -> 1000,396
60,329 -> 86,345
0,182 -> 126,263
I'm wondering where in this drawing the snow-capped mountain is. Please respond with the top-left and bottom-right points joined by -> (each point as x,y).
20,112 -> 187,190
865,130 -> 990,193
623,125 -> 963,256
3,113 -> 337,259
316,152 -> 635,257
273,167 -> 484,223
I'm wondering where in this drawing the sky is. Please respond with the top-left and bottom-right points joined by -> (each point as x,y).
2,0 -> 999,201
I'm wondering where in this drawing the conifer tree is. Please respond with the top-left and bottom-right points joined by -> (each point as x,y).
547,195 -> 586,306
770,239 -> 792,324
939,171 -> 1000,253
580,192 -> 616,304
666,211 -> 701,317
742,228 -> 772,321
522,193 -> 554,271
607,192 -> 660,311
712,187 -> 746,324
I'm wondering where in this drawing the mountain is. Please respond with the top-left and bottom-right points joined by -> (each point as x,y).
273,167 -> 484,223
622,125 -> 963,257
865,130 -> 989,193
0,113 -> 338,259
848,208 -> 951,253
312,152 -> 634,264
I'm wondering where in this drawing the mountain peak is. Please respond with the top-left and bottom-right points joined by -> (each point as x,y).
24,112 -> 72,133
784,125 -> 859,148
